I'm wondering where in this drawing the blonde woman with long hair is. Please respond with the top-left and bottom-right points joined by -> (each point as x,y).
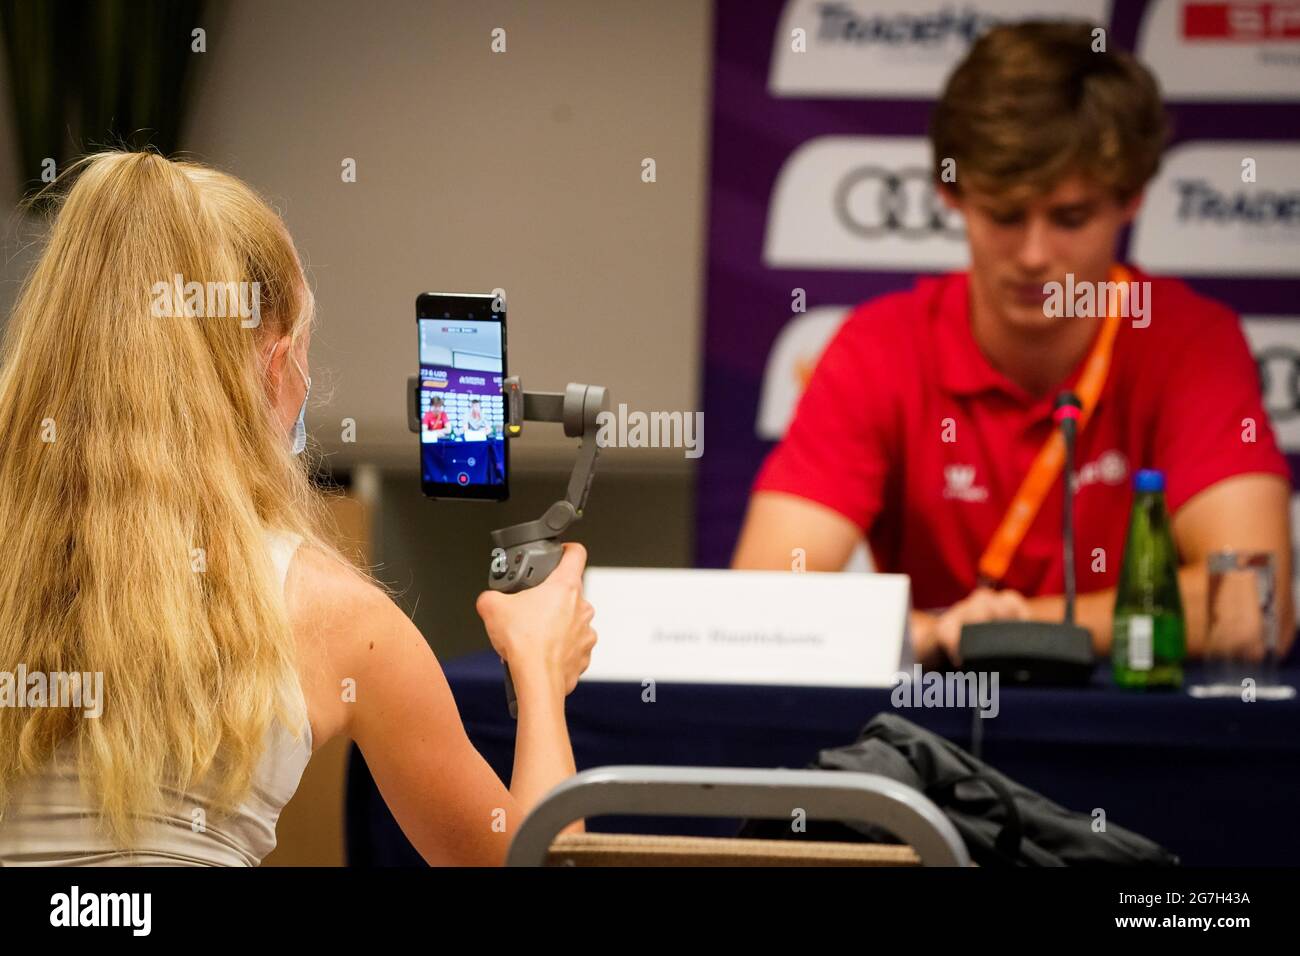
0,151 -> 596,866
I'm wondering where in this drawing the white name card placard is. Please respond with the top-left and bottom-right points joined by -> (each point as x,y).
580,568 -> 911,688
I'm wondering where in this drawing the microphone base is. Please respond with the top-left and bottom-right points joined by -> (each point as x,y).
958,621 -> 1095,687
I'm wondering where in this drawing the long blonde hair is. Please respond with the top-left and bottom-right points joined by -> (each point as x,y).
0,151 -> 348,842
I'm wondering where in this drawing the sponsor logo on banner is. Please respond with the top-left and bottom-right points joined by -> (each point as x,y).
756,306 -> 851,439
1130,142 -> 1300,276
1136,0 -> 1300,100
1185,1 -> 1300,38
769,0 -> 1112,98
1243,316 -> 1300,451
765,136 -> 969,270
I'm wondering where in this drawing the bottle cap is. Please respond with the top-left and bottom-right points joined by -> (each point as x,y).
1134,469 -> 1165,493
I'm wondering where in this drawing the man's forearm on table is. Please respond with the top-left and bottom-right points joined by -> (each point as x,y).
1026,564 -> 1209,656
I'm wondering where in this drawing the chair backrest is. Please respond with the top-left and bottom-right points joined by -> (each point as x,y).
543,833 -> 922,866
506,765 -> 970,867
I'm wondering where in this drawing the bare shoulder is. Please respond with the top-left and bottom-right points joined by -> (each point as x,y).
286,543 -> 395,629
284,543 -> 418,748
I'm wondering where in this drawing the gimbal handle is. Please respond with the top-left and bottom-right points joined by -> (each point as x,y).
407,375 -> 608,717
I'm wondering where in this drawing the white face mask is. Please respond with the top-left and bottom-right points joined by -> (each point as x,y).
289,353 -> 310,456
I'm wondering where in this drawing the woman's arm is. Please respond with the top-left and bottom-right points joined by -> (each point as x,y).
289,544 -> 594,866
498,647 -> 576,818
347,596 -> 521,865
474,545 -> 594,830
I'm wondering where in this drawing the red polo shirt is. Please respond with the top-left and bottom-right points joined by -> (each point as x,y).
751,268 -> 1289,610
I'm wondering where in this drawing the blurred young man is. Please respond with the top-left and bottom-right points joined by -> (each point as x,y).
733,22 -> 1292,667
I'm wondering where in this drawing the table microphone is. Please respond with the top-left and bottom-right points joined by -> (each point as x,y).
956,391 -> 1096,686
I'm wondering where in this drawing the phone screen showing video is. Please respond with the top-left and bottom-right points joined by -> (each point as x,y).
417,296 -> 508,501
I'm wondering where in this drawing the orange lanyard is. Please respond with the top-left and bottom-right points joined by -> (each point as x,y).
976,265 -> 1129,587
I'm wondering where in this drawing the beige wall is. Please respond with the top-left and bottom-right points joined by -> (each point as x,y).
0,0 -> 710,655
1,0 -> 712,470
0,0 -> 710,635
180,0 -> 714,471
0,3 -> 711,864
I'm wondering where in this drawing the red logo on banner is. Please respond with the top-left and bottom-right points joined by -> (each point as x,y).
1183,3 -> 1300,40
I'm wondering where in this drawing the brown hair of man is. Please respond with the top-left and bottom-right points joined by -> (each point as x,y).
930,21 -> 1171,203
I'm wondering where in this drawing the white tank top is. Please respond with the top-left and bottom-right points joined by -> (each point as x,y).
0,529 -> 312,866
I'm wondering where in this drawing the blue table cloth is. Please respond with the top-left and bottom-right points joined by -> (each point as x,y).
347,651 -> 1300,866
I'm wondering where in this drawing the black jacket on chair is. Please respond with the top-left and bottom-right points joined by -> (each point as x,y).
737,713 -> 1179,867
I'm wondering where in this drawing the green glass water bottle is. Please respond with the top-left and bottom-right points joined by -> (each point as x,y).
1112,469 -> 1186,689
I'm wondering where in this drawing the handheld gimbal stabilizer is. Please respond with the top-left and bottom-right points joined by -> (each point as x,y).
408,374 -> 608,717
